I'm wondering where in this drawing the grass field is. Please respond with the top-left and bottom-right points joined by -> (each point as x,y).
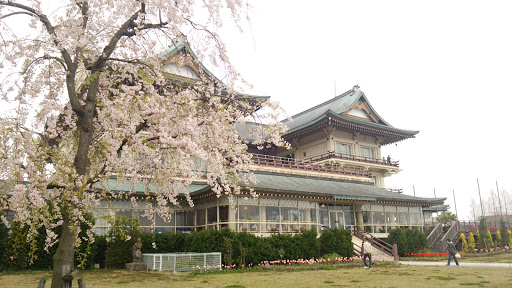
1,262 -> 512,288
401,250 -> 512,263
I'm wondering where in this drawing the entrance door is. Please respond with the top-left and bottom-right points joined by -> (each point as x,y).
329,211 -> 344,229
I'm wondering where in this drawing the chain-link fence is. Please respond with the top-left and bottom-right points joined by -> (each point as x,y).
143,252 -> 222,272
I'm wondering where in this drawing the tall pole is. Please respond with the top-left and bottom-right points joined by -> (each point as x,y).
453,189 -> 458,220
496,181 -> 503,218
413,185 -> 416,196
434,188 -> 438,223
477,178 -> 485,217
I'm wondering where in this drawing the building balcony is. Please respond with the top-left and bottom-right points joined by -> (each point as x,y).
250,154 -> 371,180
301,152 -> 400,174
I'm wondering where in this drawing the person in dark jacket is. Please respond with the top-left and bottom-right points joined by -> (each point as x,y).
446,240 -> 459,266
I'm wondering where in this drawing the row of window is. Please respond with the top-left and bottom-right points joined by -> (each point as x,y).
336,143 -> 374,159
93,202 -> 424,235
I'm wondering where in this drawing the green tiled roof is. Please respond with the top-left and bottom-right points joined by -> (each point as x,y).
422,205 -> 450,212
282,88 -> 418,137
240,172 -> 445,205
94,179 -> 210,195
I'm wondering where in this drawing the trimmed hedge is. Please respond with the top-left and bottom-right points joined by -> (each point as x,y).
318,228 -> 353,258
386,228 -> 427,256
1,226 -> 355,270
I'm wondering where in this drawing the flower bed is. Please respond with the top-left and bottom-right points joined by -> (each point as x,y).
191,256 -> 390,272
464,246 -> 510,253
404,252 -> 448,257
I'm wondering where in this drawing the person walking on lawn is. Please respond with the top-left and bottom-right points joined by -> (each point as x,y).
362,239 -> 373,269
446,240 -> 459,266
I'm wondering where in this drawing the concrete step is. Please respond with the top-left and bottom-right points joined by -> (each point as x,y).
352,235 -> 394,261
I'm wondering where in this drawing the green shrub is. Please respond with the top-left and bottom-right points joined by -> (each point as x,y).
318,228 -> 353,258
93,235 -> 107,268
468,232 -> 475,250
387,228 -> 407,256
499,219 -> 509,247
0,214 -> 8,271
387,228 -> 427,256
105,215 -> 141,269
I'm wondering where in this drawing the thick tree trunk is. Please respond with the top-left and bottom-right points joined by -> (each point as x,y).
52,210 -> 76,288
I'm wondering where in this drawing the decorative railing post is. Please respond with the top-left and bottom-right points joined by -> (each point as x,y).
392,243 -> 399,261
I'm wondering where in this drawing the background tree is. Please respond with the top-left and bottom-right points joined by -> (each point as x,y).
0,1 -> 286,287
460,233 -> 468,252
436,211 -> 458,224
468,232 -> 475,251
486,230 -> 494,249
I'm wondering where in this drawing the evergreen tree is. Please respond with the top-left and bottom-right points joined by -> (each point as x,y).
499,219 -> 509,247
496,231 -> 502,248
476,231 -> 484,250
486,230 -> 494,249
460,233 -> 469,251
469,232 -> 476,251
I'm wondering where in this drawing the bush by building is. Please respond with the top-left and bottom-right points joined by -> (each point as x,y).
386,228 -> 427,256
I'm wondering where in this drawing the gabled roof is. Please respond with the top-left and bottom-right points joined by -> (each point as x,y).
240,172 -> 445,206
159,40 -> 270,102
282,86 -> 418,145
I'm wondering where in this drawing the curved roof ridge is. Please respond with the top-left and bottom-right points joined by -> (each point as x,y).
286,88 -> 355,120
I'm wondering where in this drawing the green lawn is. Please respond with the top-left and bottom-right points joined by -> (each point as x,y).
401,250 -> 512,264
1,263 -> 511,288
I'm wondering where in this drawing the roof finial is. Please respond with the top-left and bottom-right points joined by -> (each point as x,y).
353,84 -> 360,92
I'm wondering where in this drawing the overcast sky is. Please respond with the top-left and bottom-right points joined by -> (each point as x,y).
3,1 -> 510,221
217,0 -> 512,220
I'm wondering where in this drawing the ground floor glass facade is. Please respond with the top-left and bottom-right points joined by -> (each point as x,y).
92,197 -> 426,236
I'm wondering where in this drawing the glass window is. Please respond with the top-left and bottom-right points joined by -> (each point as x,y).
197,209 -> 206,226
219,206 -> 229,223
336,143 -> 352,156
398,212 -> 409,225
239,205 -> 259,222
372,205 -> 384,212
155,211 -> 175,226
319,210 -> 329,228
409,207 -> 421,213
266,207 -> 279,222
115,208 -> 132,218
345,211 -> 354,226
175,211 -> 195,227
384,206 -> 397,212
372,211 -> 385,225
397,206 -> 409,212
385,212 -> 397,225
410,213 -> 422,225
360,147 -> 374,160
207,207 -> 217,224
133,210 -> 152,226
281,207 -> 298,222
362,211 -> 370,224
299,208 -> 317,223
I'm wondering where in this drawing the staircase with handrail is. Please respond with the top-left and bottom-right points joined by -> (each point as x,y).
353,228 -> 396,260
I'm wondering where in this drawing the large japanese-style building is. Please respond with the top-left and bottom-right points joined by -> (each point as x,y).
92,41 -> 446,238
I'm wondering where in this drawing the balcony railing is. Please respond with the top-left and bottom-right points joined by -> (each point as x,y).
251,154 -> 371,178
303,152 -> 399,167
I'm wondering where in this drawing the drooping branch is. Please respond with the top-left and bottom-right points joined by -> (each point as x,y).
0,1 -> 82,116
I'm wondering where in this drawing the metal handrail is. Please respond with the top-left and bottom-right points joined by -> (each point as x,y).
303,152 -> 400,167
354,228 -> 393,256
251,154 -> 371,178
441,221 -> 461,252
427,222 -> 443,249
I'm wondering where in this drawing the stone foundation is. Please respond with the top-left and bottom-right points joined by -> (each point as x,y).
125,262 -> 148,272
